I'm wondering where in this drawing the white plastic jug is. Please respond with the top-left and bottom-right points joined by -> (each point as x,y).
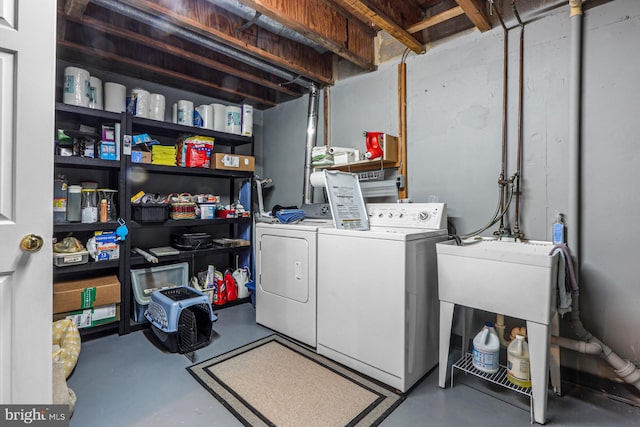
232,267 -> 250,299
472,322 -> 500,374
507,334 -> 531,387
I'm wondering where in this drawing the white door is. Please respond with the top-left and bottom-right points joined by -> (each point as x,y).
0,0 -> 56,403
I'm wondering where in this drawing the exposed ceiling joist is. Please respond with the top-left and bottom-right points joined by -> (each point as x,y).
454,0 -> 492,32
64,0 -> 90,18
117,0 -> 333,86
332,0 -> 425,54
62,12 -> 299,97
407,6 -> 465,34
237,0 -> 377,71
58,39 -> 278,106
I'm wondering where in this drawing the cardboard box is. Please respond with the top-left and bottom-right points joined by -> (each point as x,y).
99,141 -> 117,160
131,150 -> 152,164
380,134 -> 398,162
91,231 -> 120,261
211,153 -> 255,172
53,275 -> 121,314
53,304 -> 120,329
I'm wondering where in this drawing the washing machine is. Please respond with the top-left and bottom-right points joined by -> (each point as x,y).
317,203 -> 447,392
255,219 -> 332,347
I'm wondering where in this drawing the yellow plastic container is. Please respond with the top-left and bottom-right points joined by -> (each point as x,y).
507,334 -> 532,388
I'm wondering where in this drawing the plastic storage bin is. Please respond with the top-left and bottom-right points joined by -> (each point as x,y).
130,262 -> 189,322
53,250 -> 89,267
246,280 -> 256,307
131,204 -> 169,222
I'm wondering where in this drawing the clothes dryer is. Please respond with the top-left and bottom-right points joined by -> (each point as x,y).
255,220 -> 332,347
317,203 -> 447,392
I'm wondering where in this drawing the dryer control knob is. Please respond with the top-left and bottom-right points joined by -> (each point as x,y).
419,211 -> 429,221
388,213 -> 393,218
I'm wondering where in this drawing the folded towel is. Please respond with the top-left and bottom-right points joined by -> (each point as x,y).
275,209 -> 305,224
549,244 -> 579,316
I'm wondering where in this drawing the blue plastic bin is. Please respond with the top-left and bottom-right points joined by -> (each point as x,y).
245,281 -> 255,307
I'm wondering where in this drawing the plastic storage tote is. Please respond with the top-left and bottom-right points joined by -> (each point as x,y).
130,262 -> 189,322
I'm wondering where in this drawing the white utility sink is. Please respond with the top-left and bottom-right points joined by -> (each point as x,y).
436,238 -> 559,325
436,237 -> 561,424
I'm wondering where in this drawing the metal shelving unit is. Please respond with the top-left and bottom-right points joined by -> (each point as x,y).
451,353 -> 533,423
54,102 -> 255,337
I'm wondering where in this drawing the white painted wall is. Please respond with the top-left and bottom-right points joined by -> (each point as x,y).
262,0 -> 640,395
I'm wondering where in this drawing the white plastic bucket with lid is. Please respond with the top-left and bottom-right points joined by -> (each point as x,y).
89,76 -> 103,110
177,100 -> 194,126
472,322 -> 500,374
211,103 -> 226,131
130,88 -> 150,118
63,66 -> 90,107
148,93 -> 166,121
104,82 -> 126,113
241,104 -> 253,136
225,105 -> 242,134
507,334 -> 531,387
195,104 -> 213,129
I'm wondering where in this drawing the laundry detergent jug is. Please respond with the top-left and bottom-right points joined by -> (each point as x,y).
472,322 -> 500,374
507,334 -> 531,387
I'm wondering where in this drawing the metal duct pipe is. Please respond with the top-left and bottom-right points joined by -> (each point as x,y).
205,0 -> 326,52
302,84 -> 320,205
568,0 -> 583,267
92,0 -> 315,89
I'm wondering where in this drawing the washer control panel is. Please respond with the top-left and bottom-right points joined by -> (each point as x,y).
367,203 -> 447,229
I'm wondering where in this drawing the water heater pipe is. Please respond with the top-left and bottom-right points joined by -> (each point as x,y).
302,84 -> 320,205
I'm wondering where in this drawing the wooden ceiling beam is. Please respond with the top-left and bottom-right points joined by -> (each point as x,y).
407,6 -> 465,34
63,0 -> 90,18
115,0 -> 333,86
57,39 -> 277,106
237,0 -> 376,71
454,0 -> 492,32
333,0 -> 425,54
61,13 -> 299,97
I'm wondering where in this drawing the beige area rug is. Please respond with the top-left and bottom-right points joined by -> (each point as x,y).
188,335 -> 404,426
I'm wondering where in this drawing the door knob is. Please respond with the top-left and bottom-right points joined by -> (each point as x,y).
20,234 -> 44,252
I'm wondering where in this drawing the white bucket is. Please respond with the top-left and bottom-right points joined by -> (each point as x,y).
211,103 -> 226,132
63,66 -> 90,107
472,322 -> 500,374
241,104 -> 253,137
130,88 -> 150,118
148,93 -> 166,121
507,335 -> 531,387
88,76 -> 103,110
225,105 -> 242,134
104,82 -> 126,113
195,104 -> 213,129
177,100 -> 194,126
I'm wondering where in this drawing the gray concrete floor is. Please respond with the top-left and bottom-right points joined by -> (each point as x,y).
67,303 -> 640,426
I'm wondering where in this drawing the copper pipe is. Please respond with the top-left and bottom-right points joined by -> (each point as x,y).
494,4 -> 509,236
513,0 -> 525,238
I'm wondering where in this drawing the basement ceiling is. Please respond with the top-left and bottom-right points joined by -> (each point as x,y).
57,0 -> 553,110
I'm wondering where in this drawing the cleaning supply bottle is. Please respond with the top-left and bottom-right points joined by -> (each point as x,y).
553,212 -> 565,244
364,131 -> 384,160
507,335 -> 531,387
472,322 -> 500,374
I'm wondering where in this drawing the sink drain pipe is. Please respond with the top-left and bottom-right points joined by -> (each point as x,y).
560,0 -> 640,393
